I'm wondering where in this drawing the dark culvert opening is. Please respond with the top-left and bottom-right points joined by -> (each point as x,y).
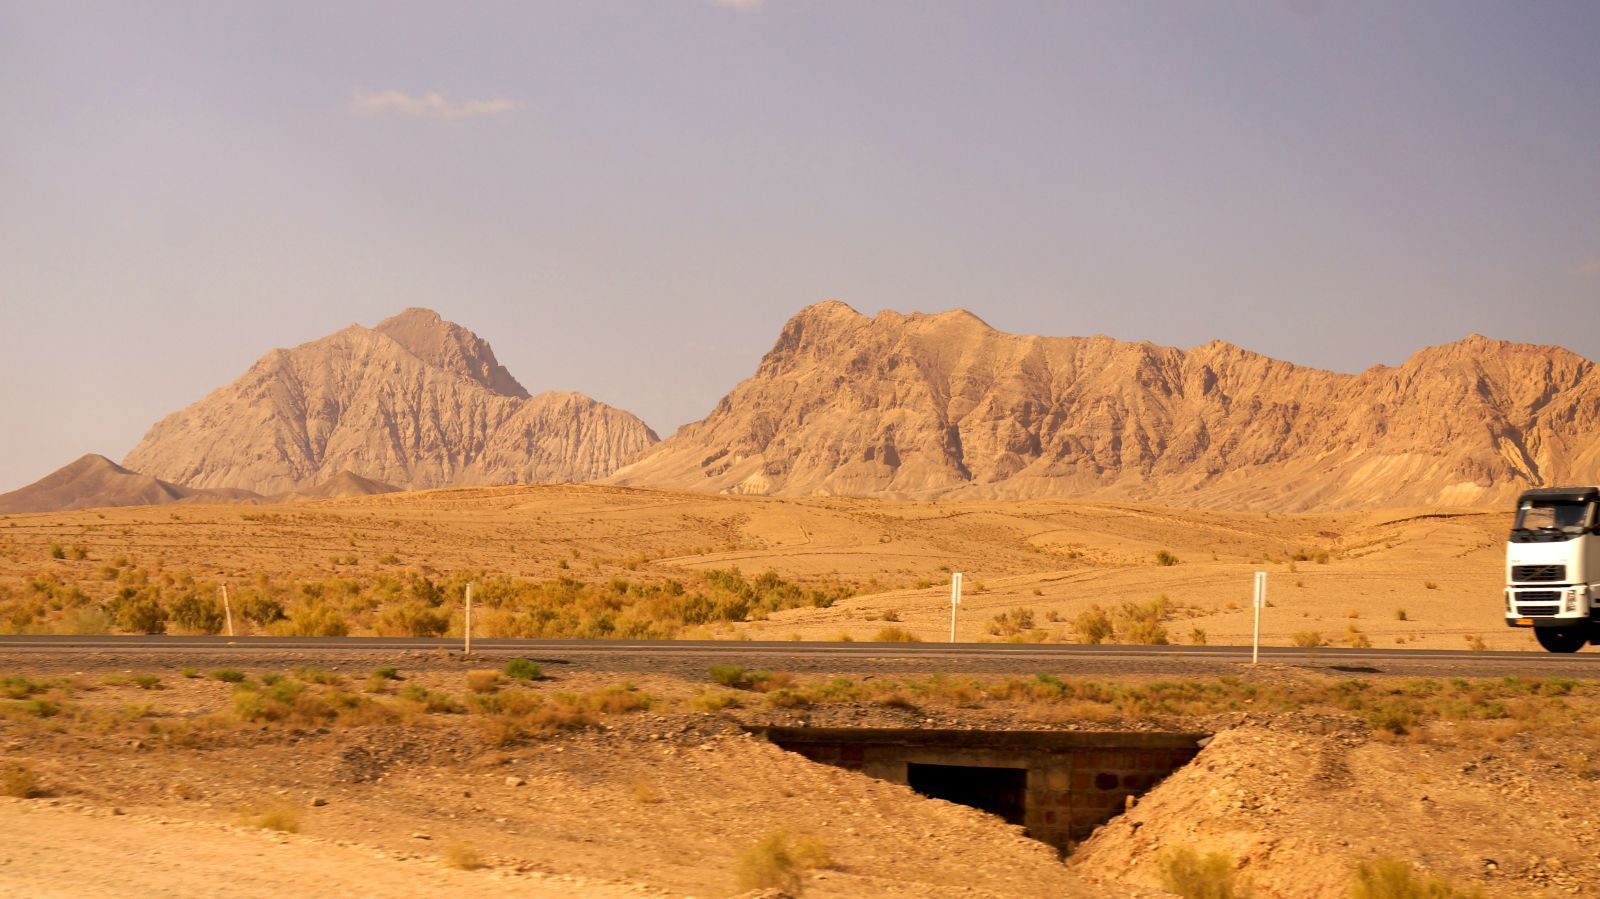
906,763 -> 1027,826
753,727 -> 1209,851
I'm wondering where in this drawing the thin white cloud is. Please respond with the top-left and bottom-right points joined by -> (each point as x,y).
349,89 -> 522,121
714,0 -> 763,9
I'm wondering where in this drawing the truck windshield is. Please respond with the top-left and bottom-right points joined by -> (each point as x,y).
1513,501 -> 1593,537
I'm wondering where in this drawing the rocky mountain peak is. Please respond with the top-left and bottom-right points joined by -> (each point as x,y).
121,310 -> 655,495
374,307 -> 529,399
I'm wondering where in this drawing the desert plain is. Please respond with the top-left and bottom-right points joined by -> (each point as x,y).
2,485 -> 1595,898
0,484 -> 1516,650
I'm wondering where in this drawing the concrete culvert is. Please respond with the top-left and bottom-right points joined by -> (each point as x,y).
752,727 -> 1208,850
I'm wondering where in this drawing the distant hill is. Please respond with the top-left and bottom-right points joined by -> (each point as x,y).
609,301 -> 1600,510
286,471 -> 401,501
0,454 -> 263,514
122,308 -> 659,496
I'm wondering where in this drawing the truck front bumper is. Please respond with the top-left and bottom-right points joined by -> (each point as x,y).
1505,585 -> 1594,627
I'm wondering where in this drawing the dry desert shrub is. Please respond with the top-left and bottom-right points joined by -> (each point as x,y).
503,658 -> 543,681
1,676 -> 52,699
1158,846 -> 1252,899
987,607 -> 1036,637
1292,631 -> 1326,648
1072,606 -> 1115,644
1115,597 -> 1173,645
707,665 -> 792,692
397,684 -> 463,714
376,600 -> 448,637
442,841 -> 485,870
232,677 -> 395,727
690,690 -> 741,712
292,666 -> 343,686
465,670 -> 503,694
0,763 -> 40,799
1062,598 -> 1177,639
872,626 -> 920,643
1349,856 -> 1483,899
241,802 -> 302,833
471,684 -> 652,746
734,830 -> 832,893
267,602 -> 349,637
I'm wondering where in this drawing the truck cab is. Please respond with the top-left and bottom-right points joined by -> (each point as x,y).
1506,486 -> 1600,652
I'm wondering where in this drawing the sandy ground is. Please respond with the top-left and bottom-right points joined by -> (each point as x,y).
0,799 -> 644,898
0,656 -> 1149,898
2,651 -> 1597,897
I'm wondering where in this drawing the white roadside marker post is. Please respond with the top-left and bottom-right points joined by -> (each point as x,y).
464,582 -> 473,656
949,572 -> 963,643
221,584 -> 234,638
1252,571 -> 1267,665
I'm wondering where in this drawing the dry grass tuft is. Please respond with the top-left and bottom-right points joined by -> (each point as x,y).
1158,846 -> 1253,898
241,802 -> 302,833
1,763 -> 40,799
442,840 -> 485,870
1350,856 -> 1482,899
734,829 -> 832,892
465,670 -> 503,694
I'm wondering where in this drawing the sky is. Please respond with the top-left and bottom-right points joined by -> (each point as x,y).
3,1 -> 1599,491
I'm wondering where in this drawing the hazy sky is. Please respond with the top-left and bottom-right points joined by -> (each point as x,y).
3,1 -> 1599,491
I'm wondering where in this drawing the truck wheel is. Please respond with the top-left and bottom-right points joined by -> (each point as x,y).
1535,627 -> 1588,653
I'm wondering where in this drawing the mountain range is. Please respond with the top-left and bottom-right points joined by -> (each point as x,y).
608,302 -> 1600,510
4,302 -> 1598,514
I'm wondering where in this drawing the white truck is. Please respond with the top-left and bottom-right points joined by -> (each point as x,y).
1506,486 -> 1600,652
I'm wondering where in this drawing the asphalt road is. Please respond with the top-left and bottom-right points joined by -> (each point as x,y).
1,635 -> 1596,678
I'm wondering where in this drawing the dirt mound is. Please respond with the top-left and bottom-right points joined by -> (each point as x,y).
1070,725 -> 1594,897
288,471 -> 402,500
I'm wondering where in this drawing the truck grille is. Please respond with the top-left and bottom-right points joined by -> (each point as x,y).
1517,605 -> 1559,617
1512,564 -> 1567,583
